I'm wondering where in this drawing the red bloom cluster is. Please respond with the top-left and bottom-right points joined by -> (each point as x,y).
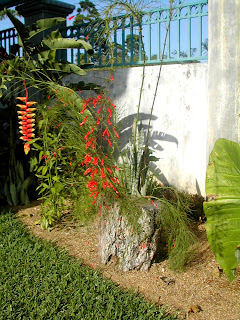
17,86 -> 36,155
80,95 -> 119,149
80,94 -> 121,213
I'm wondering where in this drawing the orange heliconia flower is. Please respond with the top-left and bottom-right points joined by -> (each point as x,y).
17,86 -> 37,154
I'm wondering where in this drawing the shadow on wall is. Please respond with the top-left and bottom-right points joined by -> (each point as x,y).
116,112 -> 178,186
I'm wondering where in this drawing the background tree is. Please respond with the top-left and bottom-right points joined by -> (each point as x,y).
125,33 -> 145,62
73,0 -> 100,25
73,0 -> 108,65
0,9 -> 20,21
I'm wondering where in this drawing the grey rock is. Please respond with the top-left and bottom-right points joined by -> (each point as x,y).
98,202 -> 161,271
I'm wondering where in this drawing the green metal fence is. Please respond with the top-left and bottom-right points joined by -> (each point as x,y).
0,27 -> 22,57
0,0 -> 208,67
60,0 -> 208,67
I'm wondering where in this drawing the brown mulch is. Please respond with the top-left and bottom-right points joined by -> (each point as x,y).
17,202 -> 240,320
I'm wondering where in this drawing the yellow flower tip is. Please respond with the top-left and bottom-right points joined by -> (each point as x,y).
17,97 -> 28,102
24,143 -> 30,155
26,101 -> 37,106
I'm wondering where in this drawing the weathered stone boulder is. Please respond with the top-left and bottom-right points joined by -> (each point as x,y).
98,202 -> 161,271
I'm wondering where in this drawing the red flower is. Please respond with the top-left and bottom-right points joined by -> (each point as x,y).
93,98 -> 97,108
93,157 -> 99,165
94,192 -> 99,199
80,106 -> 87,114
106,167 -> 113,174
84,154 -> 92,164
80,116 -> 87,126
84,131 -> 90,140
102,128 -> 110,137
113,127 -> 120,139
90,168 -> 98,178
84,167 -> 92,175
107,107 -> 112,118
110,74 -> 114,81
85,138 -> 94,149
87,180 -> 97,191
107,138 -> 112,146
102,180 -> 107,189
96,118 -> 100,125
85,35 -> 89,40
68,15 -> 74,20
101,168 -> 106,178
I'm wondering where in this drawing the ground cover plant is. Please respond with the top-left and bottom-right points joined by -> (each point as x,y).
0,210 -> 177,320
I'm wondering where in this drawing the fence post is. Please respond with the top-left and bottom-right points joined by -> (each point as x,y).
207,0 -> 240,159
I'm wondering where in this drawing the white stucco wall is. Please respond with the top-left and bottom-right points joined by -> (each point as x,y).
65,63 -> 208,196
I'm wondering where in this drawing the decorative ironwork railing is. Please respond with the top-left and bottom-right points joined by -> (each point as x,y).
59,0 -> 208,67
0,0 -> 208,68
0,27 -> 23,58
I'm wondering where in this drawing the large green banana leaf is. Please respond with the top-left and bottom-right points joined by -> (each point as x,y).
5,10 -> 65,51
203,138 -> 240,281
37,38 -> 93,55
28,18 -> 66,39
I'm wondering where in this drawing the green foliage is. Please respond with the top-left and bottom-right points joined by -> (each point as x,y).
118,118 -> 158,196
0,8 -> 20,21
203,138 -> 240,281
29,92 -> 95,228
74,0 -> 100,25
0,11 -> 94,99
3,161 -> 32,206
0,12 -> 97,215
147,185 -> 197,271
0,211 -> 177,320
0,88 -> 35,207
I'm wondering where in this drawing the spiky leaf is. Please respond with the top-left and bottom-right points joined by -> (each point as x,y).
10,182 -> 18,206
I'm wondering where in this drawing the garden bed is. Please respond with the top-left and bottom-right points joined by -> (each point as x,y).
17,202 -> 240,320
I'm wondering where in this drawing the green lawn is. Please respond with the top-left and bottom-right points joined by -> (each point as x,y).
0,211 -> 177,320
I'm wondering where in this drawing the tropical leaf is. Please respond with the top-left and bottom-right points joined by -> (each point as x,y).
28,17 -> 66,39
33,36 -> 94,56
203,138 -> 240,281
5,9 -> 28,49
46,62 -> 87,76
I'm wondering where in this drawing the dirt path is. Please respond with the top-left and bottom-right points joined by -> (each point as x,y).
17,203 -> 240,320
